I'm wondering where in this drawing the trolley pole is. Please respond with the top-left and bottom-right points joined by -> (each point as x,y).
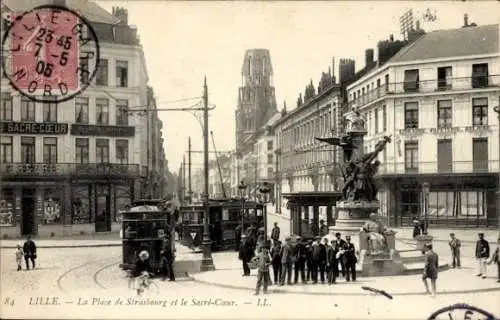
201,76 -> 215,271
494,106 -> 500,229
188,136 -> 192,204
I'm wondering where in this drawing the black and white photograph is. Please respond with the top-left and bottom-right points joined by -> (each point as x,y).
0,0 -> 499,319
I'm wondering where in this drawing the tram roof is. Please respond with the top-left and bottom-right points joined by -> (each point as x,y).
132,199 -> 165,206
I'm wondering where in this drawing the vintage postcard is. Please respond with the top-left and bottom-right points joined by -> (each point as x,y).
0,0 -> 499,319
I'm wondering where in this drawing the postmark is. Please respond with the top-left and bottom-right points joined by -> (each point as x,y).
427,303 -> 497,320
1,4 -> 100,103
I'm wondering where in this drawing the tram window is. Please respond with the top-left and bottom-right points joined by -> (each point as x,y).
137,221 -> 149,238
222,209 -> 229,221
123,221 -> 137,239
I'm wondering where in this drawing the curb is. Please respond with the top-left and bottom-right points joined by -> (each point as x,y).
0,243 -> 122,249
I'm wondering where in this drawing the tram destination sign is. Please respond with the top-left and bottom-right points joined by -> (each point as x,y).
0,121 -> 69,134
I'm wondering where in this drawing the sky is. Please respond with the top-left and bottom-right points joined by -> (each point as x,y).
96,0 -> 499,173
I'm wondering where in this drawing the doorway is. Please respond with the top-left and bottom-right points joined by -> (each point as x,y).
95,184 -> 111,232
21,188 -> 36,236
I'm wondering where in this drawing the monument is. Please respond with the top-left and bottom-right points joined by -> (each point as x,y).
315,109 -> 405,276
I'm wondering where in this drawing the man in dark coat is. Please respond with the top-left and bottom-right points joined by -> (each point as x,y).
310,240 -> 321,284
422,243 -> 439,297
239,234 -> 254,276
335,233 -> 347,278
475,233 -> 490,279
270,223 -> 280,246
319,220 -> 328,237
294,237 -> 307,284
326,239 -> 339,284
279,237 -> 293,285
234,224 -> 242,251
305,240 -> 313,282
270,240 -> 282,284
160,237 -> 176,281
449,233 -> 461,268
487,236 -> 500,283
318,237 -> 327,284
23,235 -> 37,270
342,235 -> 357,282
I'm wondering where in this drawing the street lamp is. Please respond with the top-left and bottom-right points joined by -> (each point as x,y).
494,106 -> 500,228
259,182 -> 271,241
238,180 -> 247,231
422,182 -> 430,235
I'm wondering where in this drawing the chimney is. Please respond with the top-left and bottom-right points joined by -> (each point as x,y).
53,0 -> 66,6
463,13 -> 468,27
112,7 -> 128,25
365,49 -> 374,68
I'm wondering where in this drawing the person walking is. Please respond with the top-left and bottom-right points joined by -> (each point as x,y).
487,235 -> 500,283
270,240 -> 282,285
160,237 -> 176,281
255,241 -> 271,295
422,243 -> 439,297
15,245 -> 23,271
279,237 -> 293,285
23,236 -> 37,270
475,233 -> 490,279
239,234 -> 254,276
270,223 -> 280,246
343,235 -> 357,282
449,233 -> 461,268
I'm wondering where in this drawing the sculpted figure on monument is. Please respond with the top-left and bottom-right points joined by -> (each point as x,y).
361,213 -> 390,255
344,109 -> 366,132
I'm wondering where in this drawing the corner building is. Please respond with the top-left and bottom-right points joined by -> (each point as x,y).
347,24 -> 499,227
0,1 -> 155,237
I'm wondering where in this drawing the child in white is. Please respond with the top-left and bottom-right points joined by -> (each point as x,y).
16,245 -> 23,271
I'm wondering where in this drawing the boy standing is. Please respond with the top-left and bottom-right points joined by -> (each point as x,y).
255,241 -> 271,295
449,233 -> 461,268
422,243 -> 439,298
16,245 -> 23,271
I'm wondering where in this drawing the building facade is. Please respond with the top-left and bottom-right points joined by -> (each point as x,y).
347,23 -> 500,227
0,2 -> 162,237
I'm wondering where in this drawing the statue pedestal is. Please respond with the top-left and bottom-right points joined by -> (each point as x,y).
415,235 -> 434,253
329,200 -> 380,239
359,249 -> 406,277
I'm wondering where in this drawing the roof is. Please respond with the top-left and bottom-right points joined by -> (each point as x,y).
389,24 -> 499,63
263,112 -> 281,127
2,0 -> 120,24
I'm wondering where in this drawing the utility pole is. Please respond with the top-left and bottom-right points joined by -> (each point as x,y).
201,76 -> 215,271
188,136 -> 192,204
182,154 -> 186,204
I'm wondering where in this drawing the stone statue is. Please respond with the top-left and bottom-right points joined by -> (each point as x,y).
344,109 -> 366,132
361,213 -> 390,255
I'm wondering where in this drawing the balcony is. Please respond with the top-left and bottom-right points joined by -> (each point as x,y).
376,160 -> 499,176
0,163 -> 140,178
348,75 -> 500,110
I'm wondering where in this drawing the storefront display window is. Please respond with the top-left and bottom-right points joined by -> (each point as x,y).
0,189 -> 15,226
72,185 -> 91,224
42,189 -> 61,224
115,185 -> 131,222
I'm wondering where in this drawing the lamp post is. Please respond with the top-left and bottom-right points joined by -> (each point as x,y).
494,106 -> 500,228
259,182 -> 271,241
238,180 -> 247,231
422,182 -> 430,235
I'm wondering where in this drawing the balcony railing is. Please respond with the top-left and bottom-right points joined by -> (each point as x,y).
0,163 -> 140,177
377,160 -> 499,176
348,75 -> 500,110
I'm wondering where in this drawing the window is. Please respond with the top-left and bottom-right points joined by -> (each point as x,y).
404,141 -> 418,172
403,69 -> 419,92
437,66 -> 452,90
116,139 -> 128,164
96,98 -> 109,125
472,63 -> 488,88
79,58 -> 89,85
96,139 -> 109,163
21,97 -> 35,121
267,167 -> 274,178
384,74 -> 389,91
472,138 -> 488,172
428,192 -> 455,216
95,59 -> 108,86
460,191 -> 485,216
0,136 -> 12,163
21,136 -> 35,163
0,94 -> 12,120
116,60 -> 128,87
374,108 -> 379,133
404,102 -> 418,129
75,97 -> 89,124
437,139 -> 452,173
382,105 -> 387,131
75,138 -> 89,164
115,99 -> 129,126
267,140 -> 273,151
376,79 -> 380,88
43,97 -> 57,122
437,100 -> 452,128
472,98 -> 488,126
43,137 -> 57,164
267,154 -> 273,164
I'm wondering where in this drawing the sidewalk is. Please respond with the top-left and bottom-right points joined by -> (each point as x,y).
0,238 -> 122,249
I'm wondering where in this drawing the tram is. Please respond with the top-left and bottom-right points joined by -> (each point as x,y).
180,198 -> 264,251
119,199 -> 176,272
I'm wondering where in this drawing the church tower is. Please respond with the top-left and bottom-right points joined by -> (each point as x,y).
235,49 -> 278,153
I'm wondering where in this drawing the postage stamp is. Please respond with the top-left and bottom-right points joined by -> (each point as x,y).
1,4 -> 100,103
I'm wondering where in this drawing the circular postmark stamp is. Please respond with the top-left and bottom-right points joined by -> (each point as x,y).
1,4 -> 100,103
427,303 -> 496,320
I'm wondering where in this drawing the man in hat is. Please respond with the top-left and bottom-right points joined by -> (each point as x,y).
239,234 -> 254,276
318,237 -> 328,284
280,237 -> 293,285
255,240 -> 272,295
270,240 -> 283,284
449,233 -> 461,268
270,222 -> 280,246
487,235 -> 500,283
475,233 -> 490,278
160,236 -> 176,281
294,237 -> 307,284
310,239 -> 321,284
422,243 -> 438,297
335,233 -> 347,278
326,239 -> 339,284
343,235 -> 357,282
